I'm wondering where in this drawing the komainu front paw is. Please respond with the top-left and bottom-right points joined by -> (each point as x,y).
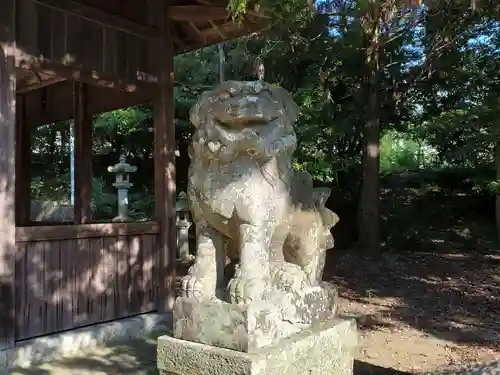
227,269 -> 268,304
180,273 -> 215,300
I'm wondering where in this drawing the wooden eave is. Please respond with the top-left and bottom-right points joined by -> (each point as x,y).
15,0 -> 266,95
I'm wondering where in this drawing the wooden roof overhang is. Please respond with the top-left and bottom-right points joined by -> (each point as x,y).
10,0 -> 265,126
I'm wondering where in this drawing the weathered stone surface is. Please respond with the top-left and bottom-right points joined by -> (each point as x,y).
181,80 -> 339,306
174,81 -> 341,350
173,297 -> 284,352
173,282 -> 337,352
158,318 -> 357,375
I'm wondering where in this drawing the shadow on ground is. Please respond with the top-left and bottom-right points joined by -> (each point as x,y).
10,337 -> 159,375
325,171 -> 500,350
355,360 -> 411,375
326,250 -> 500,348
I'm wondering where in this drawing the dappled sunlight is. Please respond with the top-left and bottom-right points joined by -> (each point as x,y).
15,224 -> 159,341
326,251 -> 500,347
10,336 -> 161,374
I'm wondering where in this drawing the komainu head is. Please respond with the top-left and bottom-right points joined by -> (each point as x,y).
190,80 -> 300,131
188,81 -> 300,165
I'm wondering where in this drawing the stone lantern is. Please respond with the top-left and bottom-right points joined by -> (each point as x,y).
107,155 -> 137,222
176,191 -> 194,263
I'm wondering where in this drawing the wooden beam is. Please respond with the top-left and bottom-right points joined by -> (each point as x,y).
33,0 -> 160,39
185,22 -> 206,44
178,20 -> 265,54
154,0 -> 176,312
0,0 -> 16,351
73,82 -> 93,224
16,74 -> 67,94
209,20 -> 226,39
167,5 -> 229,21
201,19 -> 265,43
15,50 -> 159,93
16,222 -> 160,242
21,81 -> 153,130
15,96 -> 31,226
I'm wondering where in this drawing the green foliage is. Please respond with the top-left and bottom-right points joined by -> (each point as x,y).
30,0 -> 500,241
91,177 -> 116,220
380,130 -> 439,171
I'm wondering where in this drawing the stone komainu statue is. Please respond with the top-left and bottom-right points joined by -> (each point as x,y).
182,81 -> 339,314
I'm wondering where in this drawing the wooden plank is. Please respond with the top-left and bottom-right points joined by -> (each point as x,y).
74,237 -> 86,326
87,236 -> 97,325
15,0 -> 39,57
125,34 -> 138,82
41,240 -> 49,335
137,37 -> 151,82
16,222 -> 160,242
15,96 -> 32,226
37,3 -> 53,60
73,82 -> 93,224
82,19 -> 103,73
0,0 -> 16,42
53,239 -> 63,334
128,235 -> 142,313
33,0 -> 159,38
116,236 -> 129,318
102,27 -> 117,77
115,32 -> 128,82
15,233 -> 159,340
154,0 -> 176,312
64,238 -> 76,330
146,0 -> 161,28
146,0 -> 161,78
14,243 -> 27,341
0,29 -> 17,349
102,236 -> 115,321
126,34 -> 148,83
50,8 -> 67,62
66,13 -> 84,66
28,241 -> 44,338
142,233 -> 154,311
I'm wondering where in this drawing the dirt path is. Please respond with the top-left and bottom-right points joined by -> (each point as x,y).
325,251 -> 500,373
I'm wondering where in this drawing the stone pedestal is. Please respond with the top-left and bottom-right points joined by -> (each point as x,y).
157,318 -> 357,375
158,81 -> 356,375
173,287 -> 337,353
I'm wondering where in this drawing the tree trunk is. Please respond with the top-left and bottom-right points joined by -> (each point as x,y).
496,143 -> 500,245
358,4 -> 381,254
218,43 -> 225,83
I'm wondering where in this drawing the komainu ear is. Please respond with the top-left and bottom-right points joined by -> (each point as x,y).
270,86 -> 300,126
312,187 -> 331,207
189,91 -> 212,128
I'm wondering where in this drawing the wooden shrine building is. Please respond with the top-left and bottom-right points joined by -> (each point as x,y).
0,0 -> 263,352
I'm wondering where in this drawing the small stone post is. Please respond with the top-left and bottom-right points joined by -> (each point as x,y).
176,191 -> 194,263
107,155 -> 137,223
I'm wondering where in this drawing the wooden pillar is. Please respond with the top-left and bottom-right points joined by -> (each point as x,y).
15,96 -> 32,225
154,1 -> 176,311
0,0 -> 16,350
73,82 -> 93,224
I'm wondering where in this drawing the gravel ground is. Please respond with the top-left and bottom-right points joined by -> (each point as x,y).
326,251 -> 500,373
